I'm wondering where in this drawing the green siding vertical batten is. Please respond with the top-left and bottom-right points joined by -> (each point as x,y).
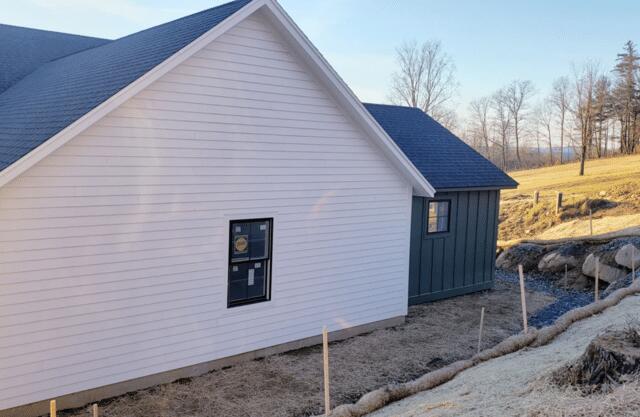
408,190 -> 500,305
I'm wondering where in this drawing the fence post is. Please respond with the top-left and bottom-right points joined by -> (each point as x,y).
477,307 -> 485,353
518,265 -> 528,334
93,404 -> 99,417
555,192 -> 563,214
322,326 -> 331,417
533,190 -> 539,205
50,400 -> 56,417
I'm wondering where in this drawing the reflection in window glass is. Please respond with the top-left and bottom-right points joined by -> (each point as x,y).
426,201 -> 450,233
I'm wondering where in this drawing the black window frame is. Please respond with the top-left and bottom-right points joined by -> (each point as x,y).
425,200 -> 451,235
227,218 -> 273,308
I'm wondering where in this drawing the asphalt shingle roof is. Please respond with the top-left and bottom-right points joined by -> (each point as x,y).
0,0 -> 515,191
0,0 -> 251,172
364,103 -> 517,190
0,24 -> 110,95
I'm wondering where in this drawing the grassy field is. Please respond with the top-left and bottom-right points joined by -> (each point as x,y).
499,154 -> 640,242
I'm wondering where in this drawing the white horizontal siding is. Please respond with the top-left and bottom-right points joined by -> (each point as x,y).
0,11 -> 412,410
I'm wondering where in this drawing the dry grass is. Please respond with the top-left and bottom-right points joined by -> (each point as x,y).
536,213 -> 640,240
499,154 -> 640,242
503,154 -> 640,199
59,281 -> 554,417
527,380 -> 640,417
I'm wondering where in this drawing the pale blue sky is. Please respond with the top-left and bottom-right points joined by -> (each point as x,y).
3,0 -> 639,119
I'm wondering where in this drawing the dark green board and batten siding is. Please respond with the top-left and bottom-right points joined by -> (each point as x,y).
408,190 -> 501,305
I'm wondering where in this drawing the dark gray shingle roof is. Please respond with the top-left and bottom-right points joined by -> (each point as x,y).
0,0 -> 251,172
364,103 -> 517,190
0,24 -> 110,95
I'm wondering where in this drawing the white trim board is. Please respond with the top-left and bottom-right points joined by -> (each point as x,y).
0,0 -> 435,197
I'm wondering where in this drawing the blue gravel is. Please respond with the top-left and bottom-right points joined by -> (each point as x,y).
496,269 -> 593,328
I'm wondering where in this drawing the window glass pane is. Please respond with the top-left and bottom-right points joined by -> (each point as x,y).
228,263 -> 249,303
231,222 -> 251,262
247,261 -> 266,299
428,216 -> 438,233
249,221 -> 269,260
428,202 -> 438,217
437,201 -> 449,217
437,216 -> 448,232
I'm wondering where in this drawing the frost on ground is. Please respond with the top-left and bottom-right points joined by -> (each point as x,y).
58,281 -> 553,417
367,294 -> 640,417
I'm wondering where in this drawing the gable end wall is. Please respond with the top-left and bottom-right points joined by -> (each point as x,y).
0,11 -> 412,409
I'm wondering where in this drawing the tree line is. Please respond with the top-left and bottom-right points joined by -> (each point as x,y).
389,40 -> 640,174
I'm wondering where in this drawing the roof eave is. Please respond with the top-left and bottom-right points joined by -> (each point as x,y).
432,183 -> 519,193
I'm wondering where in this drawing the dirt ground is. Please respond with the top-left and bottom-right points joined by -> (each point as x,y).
499,154 -> 640,242
58,281 -> 554,417
368,293 -> 640,417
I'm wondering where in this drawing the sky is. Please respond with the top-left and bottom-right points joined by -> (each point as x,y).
3,0 -> 640,121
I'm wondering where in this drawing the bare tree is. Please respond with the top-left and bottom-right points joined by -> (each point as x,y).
572,62 -> 600,176
551,77 -> 571,163
503,80 -> 536,167
491,89 -> 512,170
536,99 -> 555,165
468,97 -> 492,155
390,40 -> 458,129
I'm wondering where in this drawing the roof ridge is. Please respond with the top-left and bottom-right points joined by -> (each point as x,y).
362,102 -> 423,111
0,22 -> 111,42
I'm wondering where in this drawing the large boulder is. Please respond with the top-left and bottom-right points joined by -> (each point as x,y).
582,253 -> 628,283
592,238 -> 639,268
538,243 -> 587,272
496,243 -> 546,272
615,243 -> 640,270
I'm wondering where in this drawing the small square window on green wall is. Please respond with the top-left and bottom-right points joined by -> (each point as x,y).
426,201 -> 450,234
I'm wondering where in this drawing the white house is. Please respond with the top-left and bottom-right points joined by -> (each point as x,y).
0,0 -> 516,415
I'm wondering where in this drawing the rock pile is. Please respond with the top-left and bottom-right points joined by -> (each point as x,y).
497,237 -> 640,291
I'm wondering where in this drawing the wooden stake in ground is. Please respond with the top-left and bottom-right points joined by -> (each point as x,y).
477,307 -> 485,353
93,404 -> 99,417
518,265 -> 528,334
50,400 -> 56,417
589,209 -> 593,235
595,258 -> 600,302
555,192 -> 563,214
322,325 -> 331,416
633,245 -> 637,283
533,190 -> 539,205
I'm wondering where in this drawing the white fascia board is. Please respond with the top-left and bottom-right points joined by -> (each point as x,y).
0,0 -> 268,189
262,0 -> 435,198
